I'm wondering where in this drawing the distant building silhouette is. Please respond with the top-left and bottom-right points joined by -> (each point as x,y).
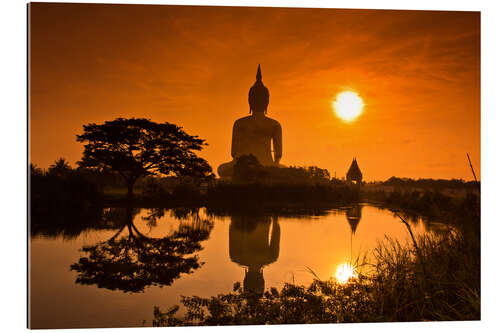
218,65 -> 284,179
346,158 -> 363,185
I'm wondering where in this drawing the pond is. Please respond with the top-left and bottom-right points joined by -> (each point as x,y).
29,204 -> 446,329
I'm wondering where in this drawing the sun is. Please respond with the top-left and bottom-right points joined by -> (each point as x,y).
335,262 -> 357,284
332,91 -> 364,122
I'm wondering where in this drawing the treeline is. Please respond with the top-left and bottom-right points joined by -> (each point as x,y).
378,176 -> 478,191
29,158 -> 360,233
30,159 -> 104,239
364,189 -> 480,236
31,157 -> 479,219
31,158 -> 128,189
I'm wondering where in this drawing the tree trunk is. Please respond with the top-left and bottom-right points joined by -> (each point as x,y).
126,180 -> 136,202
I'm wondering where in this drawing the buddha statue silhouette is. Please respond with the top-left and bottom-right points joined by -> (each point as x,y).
229,215 -> 280,295
217,65 -> 284,178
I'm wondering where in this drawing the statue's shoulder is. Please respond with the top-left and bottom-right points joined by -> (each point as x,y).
266,116 -> 282,128
233,115 -> 253,127
237,115 -> 253,122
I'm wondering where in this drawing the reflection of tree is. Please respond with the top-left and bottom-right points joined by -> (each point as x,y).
70,206 -> 213,293
229,215 -> 280,295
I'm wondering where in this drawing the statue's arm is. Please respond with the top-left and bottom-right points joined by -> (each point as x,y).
269,217 -> 281,262
272,122 -> 282,163
231,121 -> 239,159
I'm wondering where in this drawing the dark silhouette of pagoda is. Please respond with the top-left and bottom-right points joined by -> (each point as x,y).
346,158 -> 363,185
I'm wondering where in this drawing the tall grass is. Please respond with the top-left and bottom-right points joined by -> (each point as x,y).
368,231 -> 479,321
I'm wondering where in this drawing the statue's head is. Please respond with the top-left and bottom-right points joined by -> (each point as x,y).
243,267 -> 265,296
248,64 -> 270,114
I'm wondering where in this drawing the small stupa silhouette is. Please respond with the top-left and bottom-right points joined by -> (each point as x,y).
346,158 -> 363,184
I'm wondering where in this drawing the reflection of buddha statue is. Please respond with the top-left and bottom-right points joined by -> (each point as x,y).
218,65 -> 284,178
229,215 -> 280,295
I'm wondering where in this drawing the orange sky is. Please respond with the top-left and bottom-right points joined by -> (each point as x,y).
29,3 -> 480,181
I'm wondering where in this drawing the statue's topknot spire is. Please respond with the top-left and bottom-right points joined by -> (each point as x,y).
256,64 -> 262,82
248,64 -> 269,113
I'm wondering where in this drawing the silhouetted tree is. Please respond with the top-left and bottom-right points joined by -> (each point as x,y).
233,154 -> 264,183
48,157 -> 72,177
30,163 -> 44,177
307,166 -> 330,182
76,118 -> 213,200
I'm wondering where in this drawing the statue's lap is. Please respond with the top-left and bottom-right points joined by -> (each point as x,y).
217,160 -> 236,178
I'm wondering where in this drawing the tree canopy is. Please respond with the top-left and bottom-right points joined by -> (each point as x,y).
76,118 -> 213,198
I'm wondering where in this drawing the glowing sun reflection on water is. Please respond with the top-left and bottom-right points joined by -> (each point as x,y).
335,262 -> 358,284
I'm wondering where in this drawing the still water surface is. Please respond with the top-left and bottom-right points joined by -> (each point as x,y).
29,204 -> 443,329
